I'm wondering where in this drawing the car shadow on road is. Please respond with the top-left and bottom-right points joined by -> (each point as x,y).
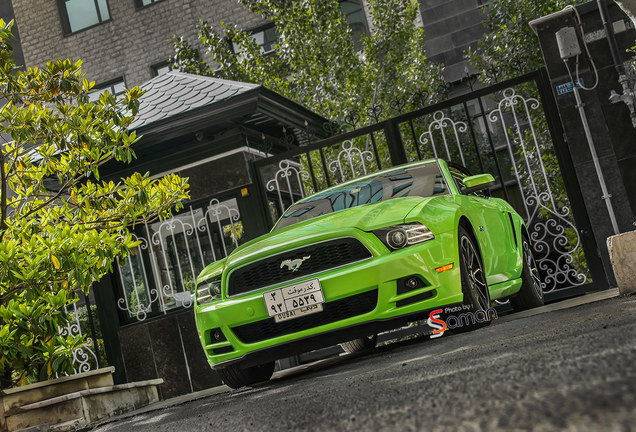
266,332 -> 437,387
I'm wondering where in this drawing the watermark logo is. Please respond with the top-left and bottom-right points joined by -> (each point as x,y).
426,305 -> 497,338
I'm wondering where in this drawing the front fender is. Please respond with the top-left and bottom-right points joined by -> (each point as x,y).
403,195 -> 465,235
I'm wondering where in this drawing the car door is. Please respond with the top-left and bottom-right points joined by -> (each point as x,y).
450,167 -> 517,285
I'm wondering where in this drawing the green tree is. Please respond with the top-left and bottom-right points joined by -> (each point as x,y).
467,0 -> 585,83
0,21 -> 190,387
172,0 -> 442,128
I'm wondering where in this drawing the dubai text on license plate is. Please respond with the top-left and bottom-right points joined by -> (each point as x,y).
263,278 -> 325,322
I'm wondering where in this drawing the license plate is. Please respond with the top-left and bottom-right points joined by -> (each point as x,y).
263,278 -> 325,323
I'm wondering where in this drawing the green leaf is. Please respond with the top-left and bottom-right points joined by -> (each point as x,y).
0,24 -> 189,385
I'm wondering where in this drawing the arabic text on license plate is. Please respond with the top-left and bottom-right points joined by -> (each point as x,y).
263,278 -> 325,322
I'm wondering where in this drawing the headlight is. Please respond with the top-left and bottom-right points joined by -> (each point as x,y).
196,275 -> 222,305
373,223 -> 434,250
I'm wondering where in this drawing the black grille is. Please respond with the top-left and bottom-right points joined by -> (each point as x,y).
210,346 -> 234,355
396,291 -> 435,308
231,289 -> 378,344
227,237 -> 372,297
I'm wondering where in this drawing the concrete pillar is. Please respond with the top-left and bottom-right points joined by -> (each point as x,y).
607,230 -> 636,294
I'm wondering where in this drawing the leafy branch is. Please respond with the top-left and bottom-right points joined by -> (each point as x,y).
0,20 -> 189,387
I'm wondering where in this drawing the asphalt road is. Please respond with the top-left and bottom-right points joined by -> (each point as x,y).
91,294 -> 636,432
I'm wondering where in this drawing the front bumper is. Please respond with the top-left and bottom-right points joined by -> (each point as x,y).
194,231 -> 463,369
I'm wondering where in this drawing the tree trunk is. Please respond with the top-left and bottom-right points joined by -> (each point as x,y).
0,367 -> 13,389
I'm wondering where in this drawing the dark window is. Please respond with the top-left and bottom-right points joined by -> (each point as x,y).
341,0 -> 369,50
151,60 -> 173,77
234,1 -> 368,56
233,24 -> 279,54
449,166 -> 468,192
274,162 -> 448,230
88,78 -> 126,103
253,25 -> 278,53
58,0 -> 110,35
135,0 -> 163,8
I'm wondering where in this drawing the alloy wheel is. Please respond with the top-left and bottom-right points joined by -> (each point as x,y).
460,235 -> 489,311
523,240 -> 543,300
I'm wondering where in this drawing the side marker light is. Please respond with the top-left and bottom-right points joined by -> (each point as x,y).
435,263 -> 454,273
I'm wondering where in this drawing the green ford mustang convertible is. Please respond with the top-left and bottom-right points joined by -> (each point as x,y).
194,159 -> 544,388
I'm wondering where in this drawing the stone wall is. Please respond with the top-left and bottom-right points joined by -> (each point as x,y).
118,308 -> 222,399
11,0 -> 266,87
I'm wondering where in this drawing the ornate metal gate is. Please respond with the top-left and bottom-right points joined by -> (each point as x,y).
115,197 -> 243,323
253,69 -> 606,300
58,196 -> 244,375
60,297 -> 102,375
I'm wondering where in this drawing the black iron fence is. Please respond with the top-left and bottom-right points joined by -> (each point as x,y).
253,68 -> 608,300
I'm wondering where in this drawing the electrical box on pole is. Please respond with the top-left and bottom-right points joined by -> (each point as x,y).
555,27 -> 581,59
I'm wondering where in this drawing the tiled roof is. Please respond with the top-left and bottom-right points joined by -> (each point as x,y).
130,72 -> 260,130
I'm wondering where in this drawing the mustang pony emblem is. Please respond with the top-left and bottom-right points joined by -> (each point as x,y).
280,256 -> 311,272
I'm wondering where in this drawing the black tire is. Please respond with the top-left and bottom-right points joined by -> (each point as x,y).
510,237 -> 544,311
216,361 -> 275,389
340,334 -> 377,354
453,225 -> 492,333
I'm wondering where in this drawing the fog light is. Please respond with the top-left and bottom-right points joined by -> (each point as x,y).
406,277 -> 419,289
209,328 -> 227,343
397,275 -> 426,294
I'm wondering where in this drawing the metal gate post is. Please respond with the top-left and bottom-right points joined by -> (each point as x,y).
82,291 -> 102,369
248,157 -> 278,231
535,67 -> 609,291
383,119 -> 408,167
93,273 -> 127,384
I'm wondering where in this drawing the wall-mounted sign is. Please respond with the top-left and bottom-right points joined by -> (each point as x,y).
556,78 -> 584,95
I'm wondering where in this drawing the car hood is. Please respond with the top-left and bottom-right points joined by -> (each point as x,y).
197,257 -> 227,283
223,196 -> 436,266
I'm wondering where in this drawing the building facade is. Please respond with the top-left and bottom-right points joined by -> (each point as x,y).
11,0 -> 488,89
11,0 -> 266,89
419,0 -> 488,81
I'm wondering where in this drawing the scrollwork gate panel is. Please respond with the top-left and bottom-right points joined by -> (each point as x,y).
116,198 -> 243,323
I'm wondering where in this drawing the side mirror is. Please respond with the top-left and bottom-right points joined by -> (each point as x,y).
462,174 -> 495,195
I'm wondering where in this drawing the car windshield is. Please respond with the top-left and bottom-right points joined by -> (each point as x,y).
273,162 -> 448,230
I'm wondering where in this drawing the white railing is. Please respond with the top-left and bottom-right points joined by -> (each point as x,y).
116,198 -> 242,322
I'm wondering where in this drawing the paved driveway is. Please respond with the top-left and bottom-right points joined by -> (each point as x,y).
90,293 -> 636,432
